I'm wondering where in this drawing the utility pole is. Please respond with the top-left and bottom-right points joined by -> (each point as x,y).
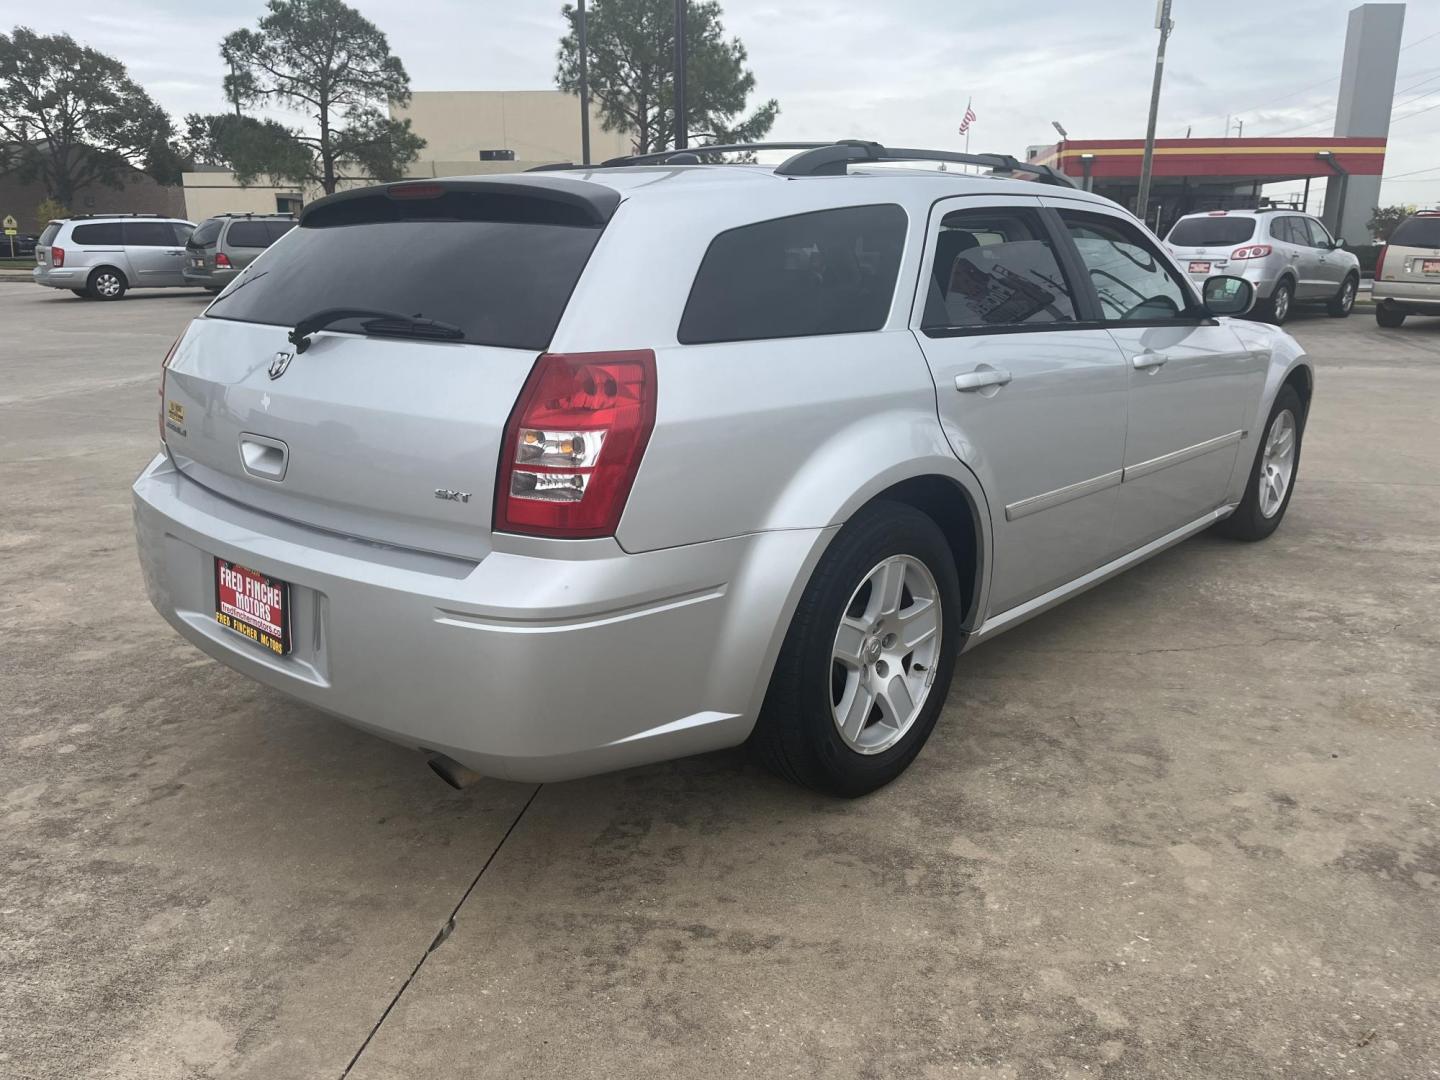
673,0 -> 688,150
577,0 -> 591,164
1136,0 -> 1173,224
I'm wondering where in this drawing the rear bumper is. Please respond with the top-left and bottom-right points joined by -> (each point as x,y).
132,454 -> 826,782
182,266 -> 237,288
32,265 -> 81,289
1372,280 -> 1440,311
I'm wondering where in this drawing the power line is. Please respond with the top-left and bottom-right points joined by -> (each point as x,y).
1383,163 -> 1440,179
1390,99 -> 1440,126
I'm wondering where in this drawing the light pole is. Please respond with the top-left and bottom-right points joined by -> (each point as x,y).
673,0 -> 688,150
577,0 -> 591,165
1136,0 -> 1174,224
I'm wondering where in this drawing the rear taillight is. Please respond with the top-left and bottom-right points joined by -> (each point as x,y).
1375,244 -> 1389,280
1231,244 -> 1272,260
159,336 -> 182,443
214,251 -> 231,268
51,246 -> 64,267
496,350 -> 657,539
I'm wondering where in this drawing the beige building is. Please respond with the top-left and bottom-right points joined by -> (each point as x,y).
181,90 -> 628,221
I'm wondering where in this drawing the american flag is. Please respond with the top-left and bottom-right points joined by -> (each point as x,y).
958,104 -> 977,135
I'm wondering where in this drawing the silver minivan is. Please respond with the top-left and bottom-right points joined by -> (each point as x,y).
1373,210 -> 1440,327
1165,209 -> 1360,325
33,215 -> 198,300
133,144 -> 1313,796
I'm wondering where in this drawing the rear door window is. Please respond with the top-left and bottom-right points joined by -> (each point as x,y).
922,206 -> 1077,330
226,220 -> 272,247
1389,215 -> 1440,248
1166,216 -> 1255,247
678,205 -> 907,344
70,223 -> 123,245
205,195 -> 605,351
124,222 -> 180,246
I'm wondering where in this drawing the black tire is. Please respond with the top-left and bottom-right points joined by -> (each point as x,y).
1215,385 -> 1304,542
1264,278 -> 1294,325
1327,274 -> 1358,317
751,501 -> 962,797
1376,304 -> 1406,328
86,266 -> 127,301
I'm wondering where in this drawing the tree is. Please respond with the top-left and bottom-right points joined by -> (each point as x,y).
180,111 -> 312,184
36,196 -> 68,223
0,28 -> 176,205
556,0 -> 778,156
1368,204 -> 1416,243
220,0 -> 424,194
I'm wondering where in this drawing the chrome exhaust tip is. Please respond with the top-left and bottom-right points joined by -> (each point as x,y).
427,753 -> 483,790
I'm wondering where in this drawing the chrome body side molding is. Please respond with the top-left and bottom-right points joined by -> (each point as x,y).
1005,469 -> 1123,522
1123,430 -> 1244,484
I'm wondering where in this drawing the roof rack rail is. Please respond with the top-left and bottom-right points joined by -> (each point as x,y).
527,140 -> 1076,187
774,141 -> 1077,187
69,212 -> 170,219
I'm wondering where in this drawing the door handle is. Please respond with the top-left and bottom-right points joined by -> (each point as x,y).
954,368 -> 1012,392
239,434 -> 289,481
1132,351 -> 1169,371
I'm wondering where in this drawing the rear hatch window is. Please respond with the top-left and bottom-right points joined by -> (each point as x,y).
39,223 -> 60,246
1166,217 -> 1255,247
206,189 -> 605,350
1389,216 -> 1440,248
187,219 -> 223,250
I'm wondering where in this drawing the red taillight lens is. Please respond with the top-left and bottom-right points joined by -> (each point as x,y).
51,246 -> 64,267
1231,244 -> 1272,260
214,251 -> 231,268
159,336 -> 182,443
496,350 -> 657,538
1374,244 -> 1389,280
387,182 -> 446,200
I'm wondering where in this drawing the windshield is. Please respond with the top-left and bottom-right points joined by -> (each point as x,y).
1389,216 -> 1440,248
1167,217 -> 1256,247
206,218 -> 602,350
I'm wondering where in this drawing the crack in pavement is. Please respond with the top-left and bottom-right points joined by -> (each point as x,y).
337,783 -> 544,1080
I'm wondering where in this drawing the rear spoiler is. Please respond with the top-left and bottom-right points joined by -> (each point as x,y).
299,176 -> 622,228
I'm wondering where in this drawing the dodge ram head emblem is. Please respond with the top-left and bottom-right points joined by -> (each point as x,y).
268,350 -> 294,380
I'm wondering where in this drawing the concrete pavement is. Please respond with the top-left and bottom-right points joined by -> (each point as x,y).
1,283 -> 1436,1079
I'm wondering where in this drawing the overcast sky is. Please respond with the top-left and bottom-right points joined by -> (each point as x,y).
24,0 -> 1440,212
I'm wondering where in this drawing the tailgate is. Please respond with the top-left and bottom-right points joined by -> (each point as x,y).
163,318 -> 538,560
159,175 -> 620,561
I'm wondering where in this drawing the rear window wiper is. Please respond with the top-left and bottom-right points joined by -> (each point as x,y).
287,308 -> 465,352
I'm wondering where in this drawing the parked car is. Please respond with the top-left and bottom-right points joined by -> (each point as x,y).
183,213 -> 296,292
1165,208 -> 1359,325
3,233 -> 38,258
133,142 -> 1313,796
1373,209 -> 1440,327
32,215 -> 197,300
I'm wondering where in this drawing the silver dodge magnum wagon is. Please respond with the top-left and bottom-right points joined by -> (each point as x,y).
133,141 -> 1313,796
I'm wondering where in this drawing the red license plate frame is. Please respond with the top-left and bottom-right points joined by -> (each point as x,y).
214,558 -> 291,656
1188,261 -> 1212,274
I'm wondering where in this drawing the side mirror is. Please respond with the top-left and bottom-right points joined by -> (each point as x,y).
1202,275 -> 1256,317
1332,237 -> 1347,250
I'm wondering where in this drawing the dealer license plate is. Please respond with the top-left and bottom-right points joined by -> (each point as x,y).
1189,261 -> 1212,274
1422,259 -> 1440,274
214,559 -> 290,655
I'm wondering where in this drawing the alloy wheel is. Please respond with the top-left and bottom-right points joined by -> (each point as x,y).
1259,409 -> 1297,519
830,554 -> 943,754
1273,286 -> 1290,322
96,272 -> 121,298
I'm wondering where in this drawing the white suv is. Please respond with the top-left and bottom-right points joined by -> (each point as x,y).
133,142 -> 1312,796
1165,209 -> 1360,325
33,214 -> 197,300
